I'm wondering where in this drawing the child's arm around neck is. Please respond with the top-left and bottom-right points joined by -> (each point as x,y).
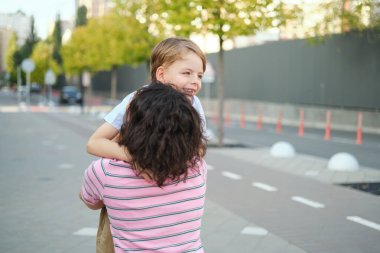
87,122 -> 131,161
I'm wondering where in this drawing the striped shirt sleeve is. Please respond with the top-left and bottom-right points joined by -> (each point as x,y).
81,159 -> 107,206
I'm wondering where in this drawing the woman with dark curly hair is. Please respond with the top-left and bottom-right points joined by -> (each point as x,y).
80,83 -> 208,253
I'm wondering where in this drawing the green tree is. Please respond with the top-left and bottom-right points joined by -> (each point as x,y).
19,16 -> 39,59
74,5 -> 88,109
62,14 -> 152,104
76,5 -> 88,27
62,26 -> 92,76
5,32 -> 18,83
92,14 -> 152,104
112,0 -> 166,71
166,0 -> 296,145
52,14 -> 65,87
30,41 -> 60,85
306,0 -> 380,43
8,16 -> 39,85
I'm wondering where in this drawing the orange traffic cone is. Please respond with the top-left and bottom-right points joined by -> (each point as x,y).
225,108 -> 230,127
356,112 -> 362,144
212,105 -> 218,125
324,110 -> 331,141
257,107 -> 262,130
298,108 -> 304,137
276,110 -> 283,134
240,104 -> 246,129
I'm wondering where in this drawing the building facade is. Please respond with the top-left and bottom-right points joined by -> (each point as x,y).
0,11 -> 31,46
76,0 -> 114,18
0,11 -> 31,73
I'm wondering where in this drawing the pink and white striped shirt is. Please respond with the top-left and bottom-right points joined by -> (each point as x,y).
81,158 -> 207,253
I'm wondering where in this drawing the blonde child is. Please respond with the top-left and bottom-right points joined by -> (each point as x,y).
87,37 -> 206,160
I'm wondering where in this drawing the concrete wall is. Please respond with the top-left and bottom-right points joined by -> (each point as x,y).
202,31 -> 380,110
91,64 -> 149,100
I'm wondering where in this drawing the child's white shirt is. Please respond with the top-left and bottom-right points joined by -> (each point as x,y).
104,90 -> 207,131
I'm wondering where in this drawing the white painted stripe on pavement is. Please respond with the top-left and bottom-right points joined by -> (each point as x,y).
207,165 -> 214,170
252,182 -> 278,192
304,170 -> 320,177
58,163 -> 74,169
241,226 -> 268,236
73,227 -> 98,236
346,216 -> 380,231
291,196 -> 325,208
0,106 -> 19,112
221,171 -> 242,180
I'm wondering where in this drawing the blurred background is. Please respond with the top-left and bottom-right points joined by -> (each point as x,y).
0,1 -> 380,253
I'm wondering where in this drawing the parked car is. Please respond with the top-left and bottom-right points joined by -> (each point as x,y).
59,85 -> 82,104
30,83 -> 42,94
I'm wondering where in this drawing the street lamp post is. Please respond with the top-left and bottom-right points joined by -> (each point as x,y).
21,59 -> 35,106
44,69 -> 56,106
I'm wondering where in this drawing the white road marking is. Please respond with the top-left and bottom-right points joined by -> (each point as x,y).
252,182 -> 278,192
58,163 -> 74,169
291,196 -> 325,208
0,106 -> 19,112
73,227 -> 98,236
241,226 -> 268,236
304,170 -> 320,177
346,216 -> 380,231
221,171 -> 242,180
207,165 -> 214,170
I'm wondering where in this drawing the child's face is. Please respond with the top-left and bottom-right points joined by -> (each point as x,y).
157,51 -> 204,100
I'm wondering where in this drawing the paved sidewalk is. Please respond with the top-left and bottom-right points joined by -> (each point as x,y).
214,147 -> 380,185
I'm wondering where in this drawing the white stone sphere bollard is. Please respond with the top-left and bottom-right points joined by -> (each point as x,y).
205,128 -> 216,141
327,152 -> 360,171
270,141 -> 296,158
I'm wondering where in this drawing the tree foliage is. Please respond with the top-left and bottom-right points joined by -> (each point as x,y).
306,0 -> 380,43
30,41 -> 60,85
5,16 -> 39,84
61,26 -> 91,75
113,0 -> 167,37
52,14 -> 63,65
62,13 -> 154,103
19,16 -> 39,60
76,5 -> 88,27
63,14 -> 152,74
163,0 -> 295,41
5,32 -> 18,73
162,0 -> 296,145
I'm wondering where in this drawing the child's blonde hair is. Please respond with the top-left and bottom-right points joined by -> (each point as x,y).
150,37 -> 206,82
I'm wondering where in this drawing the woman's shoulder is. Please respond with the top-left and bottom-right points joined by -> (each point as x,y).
94,158 -> 136,176
188,158 -> 207,176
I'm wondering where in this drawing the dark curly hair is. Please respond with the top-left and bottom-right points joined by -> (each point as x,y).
118,82 -> 207,187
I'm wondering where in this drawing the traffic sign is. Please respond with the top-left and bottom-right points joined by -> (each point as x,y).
44,69 -> 56,86
21,59 -> 35,73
